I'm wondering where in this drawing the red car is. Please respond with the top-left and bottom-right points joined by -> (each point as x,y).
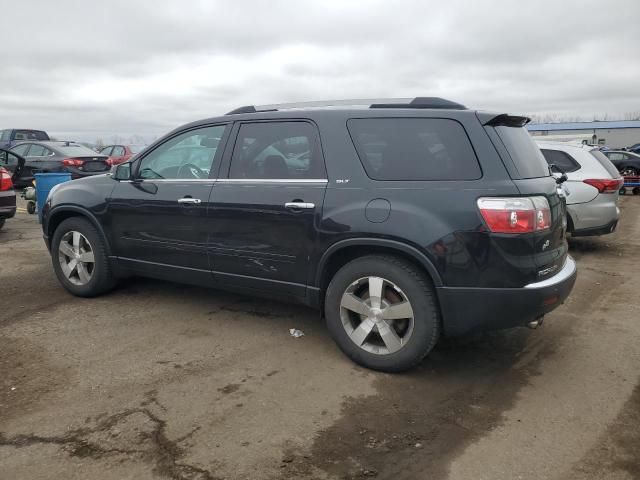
0,149 -> 25,230
99,144 -> 146,166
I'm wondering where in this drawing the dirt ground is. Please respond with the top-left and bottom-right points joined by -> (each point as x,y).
1,196 -> 639,480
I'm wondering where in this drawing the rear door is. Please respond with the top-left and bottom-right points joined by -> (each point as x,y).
487,120 -> 568,281
207,120 -> 327,298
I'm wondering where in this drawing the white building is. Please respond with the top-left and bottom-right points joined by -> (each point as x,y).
527,120 -> 640,148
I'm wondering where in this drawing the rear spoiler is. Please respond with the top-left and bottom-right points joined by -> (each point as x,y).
476,112 -> 531,127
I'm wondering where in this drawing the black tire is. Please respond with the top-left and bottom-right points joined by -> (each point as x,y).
27,201 -> 36,214
0,218 -> 5,230
51,217 -> 116,297
325,255 -> 440,372
621,167 -> 639,177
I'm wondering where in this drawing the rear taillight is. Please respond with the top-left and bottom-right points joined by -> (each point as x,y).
583,178 -> 623,193
62,158 -> 85,167
477,196 -> 551,234
0,167 -> 13,191
105,158 -> 114,166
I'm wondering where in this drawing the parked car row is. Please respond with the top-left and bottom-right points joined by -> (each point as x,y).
0,131 -> 148,188
3,100 -> 630,371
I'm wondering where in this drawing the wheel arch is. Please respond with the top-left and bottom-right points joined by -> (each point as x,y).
315,239 -> 443,309
46,206 -> 112,256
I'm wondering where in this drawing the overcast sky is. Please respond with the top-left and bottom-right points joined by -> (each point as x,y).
1,0 -> 639,142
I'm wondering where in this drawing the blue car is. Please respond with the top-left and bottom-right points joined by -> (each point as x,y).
0,129 -> 50,149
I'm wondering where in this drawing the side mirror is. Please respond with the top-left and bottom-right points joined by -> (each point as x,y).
113,162 -> 132,180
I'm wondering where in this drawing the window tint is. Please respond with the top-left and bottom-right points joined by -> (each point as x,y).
540,149 -> 581,173
495,126 -> 550,178
229,122 -> 325,179
606,152 -> 624,161
11,143 -> 30,156
138,125 -> 226,180
112,146 -> 125,156
347,118 -> 481,181
590,150 -> 621,178
27,144 -> 46,157
100,146 -> 113,155
15,130 -> 48,141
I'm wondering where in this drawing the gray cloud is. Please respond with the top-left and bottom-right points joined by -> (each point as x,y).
1,0 -> 639,142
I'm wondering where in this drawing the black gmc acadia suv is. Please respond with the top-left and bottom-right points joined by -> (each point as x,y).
41,97 -> 577,372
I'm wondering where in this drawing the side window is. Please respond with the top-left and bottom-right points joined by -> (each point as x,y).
11,143 -> 31,156
100,146 -> 113,156
138,125 -> 226,180
229,122 -> 325,180
540,149 -> 581,173
112,146 -> 125,156
0,130 -> 10,142
607,152 -> 624,161
347,118 -> 481,181
43,147 -> 55,156
27,144 -> 46,157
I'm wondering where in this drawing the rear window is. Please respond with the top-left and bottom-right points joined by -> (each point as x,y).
14,130 -> 49,141
540,149 -> 581,173
129,145 -> 146,154
495,127 -> 550,178
590,149 -> 621,178
347,118 -> 481,181
56,144 -> 103,157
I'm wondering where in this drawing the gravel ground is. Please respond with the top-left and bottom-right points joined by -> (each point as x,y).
0,196 -> 639,480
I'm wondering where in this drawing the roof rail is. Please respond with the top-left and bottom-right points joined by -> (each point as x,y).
370,97 -> 466,110
225,97 -> 466,115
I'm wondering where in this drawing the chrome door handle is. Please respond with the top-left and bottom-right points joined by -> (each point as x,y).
285,202 -> 315,209
178,198 -> 202,204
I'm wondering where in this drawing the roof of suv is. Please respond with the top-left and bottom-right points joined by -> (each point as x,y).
224,97 -> 468,115
174,97 -> 530,135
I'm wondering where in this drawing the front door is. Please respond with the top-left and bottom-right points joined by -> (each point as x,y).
208,120 -> 327,298
106,124 -> 229,277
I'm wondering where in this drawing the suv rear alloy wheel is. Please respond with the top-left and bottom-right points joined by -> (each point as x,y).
51,217 -> 116,297
325,255 -> 440,372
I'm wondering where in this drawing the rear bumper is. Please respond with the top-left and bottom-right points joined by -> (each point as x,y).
567,198 -> 619,234
437,255 -> 577,337
572,218 -> 618,237
0,191 -> 17,218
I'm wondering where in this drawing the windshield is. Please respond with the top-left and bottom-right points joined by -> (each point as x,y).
495,127 -> 550,178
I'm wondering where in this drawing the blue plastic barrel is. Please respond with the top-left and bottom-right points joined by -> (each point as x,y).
35,173 -> 72,222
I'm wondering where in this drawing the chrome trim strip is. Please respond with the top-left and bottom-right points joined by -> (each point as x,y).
216,179 -> 329,184
524,255 -> 576,289
140,178 -> 215,183
126,178 -> 328,184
